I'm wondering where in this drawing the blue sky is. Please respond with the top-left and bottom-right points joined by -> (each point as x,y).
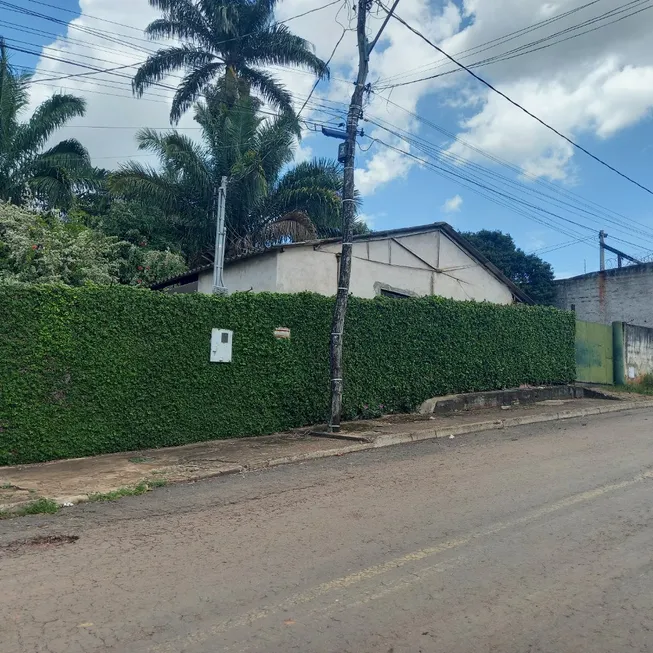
4,0 -> 653,278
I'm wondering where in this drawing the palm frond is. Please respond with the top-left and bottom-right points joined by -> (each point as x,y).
29,142 -> 97,209
12,93 -> 85,157
135,0 -> 327,123
170,62 -> 224,123
244,24 -> 329,79
132,47 -> 217,98
258,210 -> 317,243
237,66 -> 295,118
110,162 -> 191,212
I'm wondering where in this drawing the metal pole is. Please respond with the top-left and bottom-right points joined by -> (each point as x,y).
599,230 -> 607,271
212,176 -> 228,295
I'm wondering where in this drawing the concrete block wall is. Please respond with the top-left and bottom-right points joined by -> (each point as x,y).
624,323 -> 653,382
555,263 -> 653,327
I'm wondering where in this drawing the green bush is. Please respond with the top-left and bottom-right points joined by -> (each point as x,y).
0,285 -> 575,464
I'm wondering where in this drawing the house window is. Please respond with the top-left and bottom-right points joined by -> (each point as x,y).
570,303 -> 576,312
381,289 -> 411,299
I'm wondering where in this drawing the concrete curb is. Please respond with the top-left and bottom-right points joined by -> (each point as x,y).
233,400 -> 653,472
3,400 -> 653,515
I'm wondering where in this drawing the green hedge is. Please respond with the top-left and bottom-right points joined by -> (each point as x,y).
0,285 -> 575,464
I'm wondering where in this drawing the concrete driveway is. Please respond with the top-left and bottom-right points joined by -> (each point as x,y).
2,409 -> 653,652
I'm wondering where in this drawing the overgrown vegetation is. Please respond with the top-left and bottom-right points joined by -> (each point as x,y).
87,479 -> 167,502
110,93 -> 358,265
0,202 -> 187,286
0,17 -> 353,282
0,497 -> 59,520
0,285 -> 575,465
462,230 -> 556,305
616,374 -> 653,395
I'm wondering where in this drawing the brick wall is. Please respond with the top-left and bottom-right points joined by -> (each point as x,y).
554,263 -> 653,327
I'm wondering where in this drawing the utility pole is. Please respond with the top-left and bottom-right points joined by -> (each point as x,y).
328,0 -> 400,432
212,176 -> 228,295
599,230 -> 607,271
598,229 -> 641,271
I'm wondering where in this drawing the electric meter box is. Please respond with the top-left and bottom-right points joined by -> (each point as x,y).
210,328 -> 233,363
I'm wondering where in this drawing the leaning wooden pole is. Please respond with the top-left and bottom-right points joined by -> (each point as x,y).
328,1 -> 370,432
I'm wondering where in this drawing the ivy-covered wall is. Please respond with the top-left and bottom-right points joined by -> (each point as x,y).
0,285 -> 575,465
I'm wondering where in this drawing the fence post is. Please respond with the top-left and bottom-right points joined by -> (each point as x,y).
612,321 -> 625,386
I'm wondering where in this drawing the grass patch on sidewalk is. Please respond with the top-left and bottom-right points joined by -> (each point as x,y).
87,478 -> 167,502
0,479 -> 168,519
615,385 -> 653,396
615,374 -> 653,395
0,497 -> 59,520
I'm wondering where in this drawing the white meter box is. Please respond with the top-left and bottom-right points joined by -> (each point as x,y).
210,328 -> 233,363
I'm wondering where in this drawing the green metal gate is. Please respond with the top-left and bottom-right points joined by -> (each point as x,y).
575,320 -> 614,385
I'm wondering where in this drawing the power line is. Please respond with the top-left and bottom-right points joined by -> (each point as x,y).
376,0 -> 607,85
25,0 -> 155,34
7,44 -> 179,92
297,27 -> 348,117
530,235 -> 596,255
363,105 -> 653,243
13,0 -> 348,86
369,92 -> 653,238
379,1 -> 653,89
377,0 -> 650,88
377,0 -> 653,197
367,134 -> 595,240
363,117 -> 653,251
12,0 -> 344,50
465,0 -> 653,70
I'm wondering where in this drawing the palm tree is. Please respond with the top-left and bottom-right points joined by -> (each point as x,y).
132,0 -> 329,123
110,92 -> 347,265
0,40 -> 96,209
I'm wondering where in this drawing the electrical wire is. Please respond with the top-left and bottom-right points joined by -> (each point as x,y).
376,0 -> 607,85
297,27 -> 348,117
12,0 -> 348,86
364,135 -> 591,240
376,0 -> 653,196
529,235 -> 595,255
365,112 -> 653,244
368,92 -> 653,238
360,120 -> 653,254
377,0 -> 653,89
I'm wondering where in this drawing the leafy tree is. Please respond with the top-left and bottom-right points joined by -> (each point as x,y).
461,230 -> 556,304
0,202 -> 186,286
133,0 -> 328,123
0,41 -> 96,209
110,92 -> 352,265
70,194 -> 184,255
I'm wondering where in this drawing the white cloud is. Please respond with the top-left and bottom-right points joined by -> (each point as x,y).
356,212 -> 385,229
26,0 -> 198,168
24,0 -> 653,189
439,0 -> 653,180
294,143 -> 314,164
442,194 -> 463,213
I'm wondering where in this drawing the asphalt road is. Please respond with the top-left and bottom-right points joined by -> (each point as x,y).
2,409 -> 653,653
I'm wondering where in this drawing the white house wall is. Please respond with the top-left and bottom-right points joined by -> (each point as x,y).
191,229 -> 514,304
437,234 -> 513,303
275,246 -> 337,294
198,251 -> 279,294
275,230 -> 513,303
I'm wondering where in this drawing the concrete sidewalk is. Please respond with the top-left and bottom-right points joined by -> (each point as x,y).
2,395 -> 652,512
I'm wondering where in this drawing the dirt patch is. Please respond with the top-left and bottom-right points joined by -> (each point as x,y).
0,534 -> 78,557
